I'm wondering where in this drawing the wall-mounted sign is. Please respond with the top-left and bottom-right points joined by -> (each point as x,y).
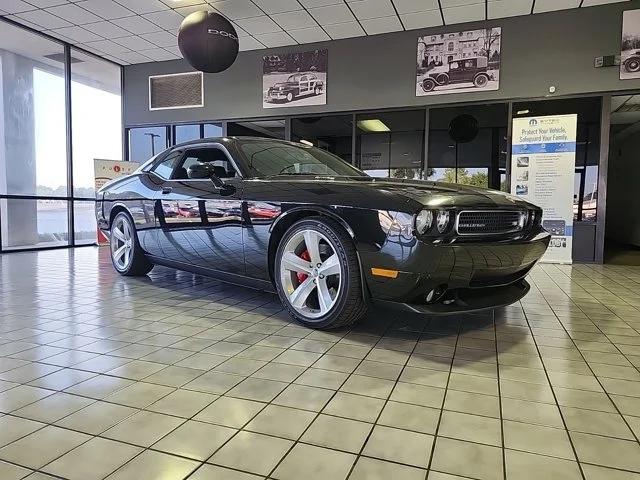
94,159 -> 139,244
511,114 -> 578,264
263,49 -> 328,109
416,27 -> 501,97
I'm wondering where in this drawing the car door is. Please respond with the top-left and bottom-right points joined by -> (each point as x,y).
153,144 -> 245,276
299,74 -> 310,95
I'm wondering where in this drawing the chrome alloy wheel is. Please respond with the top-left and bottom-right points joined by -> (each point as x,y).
110,215 -> 133,271
279,229 -> 342,320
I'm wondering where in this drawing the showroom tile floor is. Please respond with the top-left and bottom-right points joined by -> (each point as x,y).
1,247 -> 640,480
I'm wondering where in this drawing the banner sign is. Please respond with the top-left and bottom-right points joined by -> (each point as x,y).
94,159 -> 139,245
511,114 -> 577,264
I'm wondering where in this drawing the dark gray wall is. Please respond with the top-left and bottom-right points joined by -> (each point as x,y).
124,1 -> 640,126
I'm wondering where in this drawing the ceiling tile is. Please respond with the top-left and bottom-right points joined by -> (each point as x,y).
143,9 -> 185,29
15,9 -> 72,28
113,34 -> 158,50
533,0 -> 580,13
360,15 -> 402,34
165,45 -> 182,55
235,15 -> 282,34
442,3 -> 486,24
83,38 -> 131,54
75,0 -> 133,19
50,24 -> 102,41
488,0 -> 532,18
440,0 -> 484,6
83,20 -> 132,37
26,0 -> 68,7
581,0 -> 627,5
288,26 -> 330,42
209,0 -> 263,19
45,3 -> 102,24
230,20 -> 250,36
349,0 -> 396,21
308,4 -> 355,25
238,35 -> 265,50
0,0 -> 36,14
254,30 -> 296,47
251,0 -> 303,14
141,29 -> 177,47
115,50 -> 153,63
298,0 -> 342,7
112,14 -> 163,33
392,0 -> 439,14
139,47 -> 179,61
323,20 -> 365,38
401,10 -> 442,30
174,5 -> 211,16
169,0 -> 207,6
271,9 -> 317,29
114,0 -> 168,14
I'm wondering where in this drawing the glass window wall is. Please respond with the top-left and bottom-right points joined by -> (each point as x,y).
291,115 -> 353,163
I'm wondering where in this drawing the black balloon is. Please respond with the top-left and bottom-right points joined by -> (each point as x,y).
449,114 -> 479,143
178,11 -> 239,73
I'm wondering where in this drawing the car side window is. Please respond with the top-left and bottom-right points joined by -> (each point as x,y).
173,147 -> 239,180
151,152 -> 181,180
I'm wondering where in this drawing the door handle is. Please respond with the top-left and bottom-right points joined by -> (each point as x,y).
162,187 -> 173,194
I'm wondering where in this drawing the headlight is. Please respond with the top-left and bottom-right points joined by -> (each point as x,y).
415,210 -> 434,234
436,210 -> 450,233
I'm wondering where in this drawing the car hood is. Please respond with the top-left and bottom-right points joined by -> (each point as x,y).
264,175 -> 535,210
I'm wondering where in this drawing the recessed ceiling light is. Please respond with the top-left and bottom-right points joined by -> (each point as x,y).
299,140 -> 313,146
517,110 -> 530,115
357,119 -> 390,132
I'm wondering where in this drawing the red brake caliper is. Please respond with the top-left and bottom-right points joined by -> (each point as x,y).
297,250 -> 311,283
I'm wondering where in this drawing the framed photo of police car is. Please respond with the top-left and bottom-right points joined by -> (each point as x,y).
416,27 -> 501,97
263,49 -> 328,109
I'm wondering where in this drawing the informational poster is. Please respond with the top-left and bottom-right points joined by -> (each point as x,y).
621,9 -> 640,80
416,27 -> 501,96
511,114 -> 577,264
263,49 -> 327,108
94,159 -> 139,245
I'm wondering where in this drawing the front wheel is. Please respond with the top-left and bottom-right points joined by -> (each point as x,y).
110,211 -> 153,276
275,217 -> 366,329
421,78 -> 436,92
286,92 -> 294,102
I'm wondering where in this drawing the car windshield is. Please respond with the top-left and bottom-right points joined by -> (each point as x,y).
239,140 -> 366,178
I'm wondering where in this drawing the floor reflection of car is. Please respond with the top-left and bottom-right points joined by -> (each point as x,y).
267,72 -> 324,103
419,56 -> 494,92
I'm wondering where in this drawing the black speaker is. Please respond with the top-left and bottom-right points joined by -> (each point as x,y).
449,114 -> 479,143
178,11 -> 239,74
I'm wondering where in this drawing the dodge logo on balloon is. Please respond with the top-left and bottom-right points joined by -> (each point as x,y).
178,11 -> 239,74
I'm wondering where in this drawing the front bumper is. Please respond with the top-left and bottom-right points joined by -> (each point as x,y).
360,228 -> 550,314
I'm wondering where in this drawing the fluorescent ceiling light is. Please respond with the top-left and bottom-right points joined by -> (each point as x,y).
299,139 -> 313,146
357,119 -> 390,132
516,109 -> 530,115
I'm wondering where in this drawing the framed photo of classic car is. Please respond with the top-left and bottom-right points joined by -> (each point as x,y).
416,27 -> 501,97
263,49 -> 327,109
621,9 -> 640,80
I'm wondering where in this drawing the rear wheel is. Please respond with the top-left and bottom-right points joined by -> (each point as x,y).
625,58 -> 640,72
275,217 -> 366,329
110,211 -> 153,276
473,73 -> 489,88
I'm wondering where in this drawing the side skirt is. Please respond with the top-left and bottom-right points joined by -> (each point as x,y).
147,255 -> 276,294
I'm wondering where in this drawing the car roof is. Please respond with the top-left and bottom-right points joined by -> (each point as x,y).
170,136 -> 302,150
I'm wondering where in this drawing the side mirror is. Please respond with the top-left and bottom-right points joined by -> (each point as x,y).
187,163 -> 236,195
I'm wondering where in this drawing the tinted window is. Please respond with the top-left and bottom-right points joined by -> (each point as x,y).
240,141 -> 365,177
178,148 -> 238,179
152,153 -> 181,180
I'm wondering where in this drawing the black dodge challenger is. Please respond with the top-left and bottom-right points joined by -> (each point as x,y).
96,137 -> 550,329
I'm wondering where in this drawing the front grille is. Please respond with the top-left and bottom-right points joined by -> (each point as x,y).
456,210 -> 525,235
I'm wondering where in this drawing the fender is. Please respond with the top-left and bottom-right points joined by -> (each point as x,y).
269,205 -> 356,240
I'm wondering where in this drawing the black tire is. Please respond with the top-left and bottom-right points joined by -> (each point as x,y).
421,78 -> 436,92
110,211 -> 153,276
286,92 -> 294,102
625,58 -> 640,73
274,217 -> 367,329
473,73 -> 489,88
314,86 -> 321,95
